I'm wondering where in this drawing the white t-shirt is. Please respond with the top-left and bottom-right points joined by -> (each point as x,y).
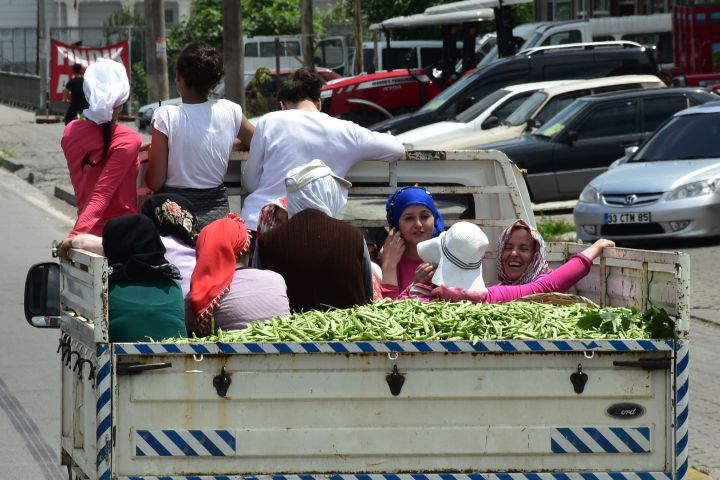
240,109 -> 405,230
153,99 -> 243,189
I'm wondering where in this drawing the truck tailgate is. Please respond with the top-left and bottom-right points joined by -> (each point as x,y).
113,340 -> 673,477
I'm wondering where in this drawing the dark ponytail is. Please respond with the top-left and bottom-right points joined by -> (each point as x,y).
82,122 -> 113,169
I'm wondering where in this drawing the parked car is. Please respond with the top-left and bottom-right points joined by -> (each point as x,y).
573,101 -> 720,242
136,67 -> 341,129
469,87 -> 718,203
398,75 -> 665,150
396,79 -> 577,150
368,42 -> 663,135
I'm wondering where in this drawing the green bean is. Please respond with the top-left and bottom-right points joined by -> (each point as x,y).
161,300 -> 673,343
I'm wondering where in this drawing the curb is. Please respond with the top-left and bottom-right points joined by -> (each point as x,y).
690,467 -> 713,480
54,185 -> 76,207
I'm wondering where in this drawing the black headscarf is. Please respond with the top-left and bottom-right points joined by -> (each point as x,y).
140,193 -> 198,247
102,215 -> 181,281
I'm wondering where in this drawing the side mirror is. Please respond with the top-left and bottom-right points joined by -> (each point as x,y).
624,145 -> 639,158
24,262 -> 61,328
481,116 -> 500,129
525,118 -> 539,131
565,130 -> 578,144
460,96 -> 476,112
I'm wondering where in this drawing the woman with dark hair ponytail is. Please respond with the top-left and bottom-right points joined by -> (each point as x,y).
60,58 -> 141,246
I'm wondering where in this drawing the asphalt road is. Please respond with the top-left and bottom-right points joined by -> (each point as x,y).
0,169 -> 73,480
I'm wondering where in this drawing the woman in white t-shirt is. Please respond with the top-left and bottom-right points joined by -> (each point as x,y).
145,42 -> 254,228
240,68 -> 405,232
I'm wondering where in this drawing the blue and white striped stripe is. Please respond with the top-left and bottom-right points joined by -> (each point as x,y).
114,339 -> 673,356
551,427 -> 651,453
117,472 -> 674,480
96,344 -> 112,480
675,341 -> 689,480
135,429 -> 236,457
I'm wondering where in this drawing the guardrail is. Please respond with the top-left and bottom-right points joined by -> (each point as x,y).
0,71 -> 39,109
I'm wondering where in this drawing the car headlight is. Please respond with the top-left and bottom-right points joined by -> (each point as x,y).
403,142 -> 414,150
578,185 -> 601,204
667,179 -> 718,200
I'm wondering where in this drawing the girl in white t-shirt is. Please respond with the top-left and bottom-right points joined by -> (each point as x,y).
145,42 -> 254,228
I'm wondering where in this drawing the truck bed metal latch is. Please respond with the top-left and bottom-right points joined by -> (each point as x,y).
386,364 -> 405,396
213,367 -> 232,397
570,363 -> 588,394
613,358 -> 671,370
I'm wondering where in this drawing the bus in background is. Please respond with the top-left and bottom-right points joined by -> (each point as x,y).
244,35 -> 350,76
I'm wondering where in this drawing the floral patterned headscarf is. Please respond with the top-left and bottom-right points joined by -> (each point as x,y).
141,193 -> 199,247
496,219 -> 550,285
256,197 -> 288,238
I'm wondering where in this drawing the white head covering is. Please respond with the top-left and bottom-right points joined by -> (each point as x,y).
285,159 -> 352,218
82,58 -> 130,124
417,221 -> 489,291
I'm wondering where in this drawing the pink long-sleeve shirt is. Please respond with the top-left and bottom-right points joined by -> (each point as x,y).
62,120 -> 141,236
380,255 -> 423,300
404,253 -> 593,303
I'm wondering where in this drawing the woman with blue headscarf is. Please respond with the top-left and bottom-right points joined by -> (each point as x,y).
381,186 -> 445,299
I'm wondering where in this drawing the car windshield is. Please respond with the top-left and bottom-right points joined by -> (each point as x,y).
534,99 -> 588,137
455,88 -> 511,123
631,113 -> 720,162
417,68 -> 483,114
505,92 -> 547,126
520,31 -> 543,50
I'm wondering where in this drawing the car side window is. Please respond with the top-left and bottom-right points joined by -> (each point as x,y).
574,100 -> 638,139
491,92 -> 534,121
447,73 -> 525,118
536,91 -> 590,125
541,30 -> 583,46
643,95 -> 690,132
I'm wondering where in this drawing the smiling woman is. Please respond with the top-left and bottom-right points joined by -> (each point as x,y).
496,219 -> 550,285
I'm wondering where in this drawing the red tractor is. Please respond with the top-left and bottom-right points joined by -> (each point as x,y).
320,68 -> 445,126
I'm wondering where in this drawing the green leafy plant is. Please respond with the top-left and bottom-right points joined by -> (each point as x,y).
537,215 -> 576,242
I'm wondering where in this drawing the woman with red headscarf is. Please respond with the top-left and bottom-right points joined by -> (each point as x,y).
187,214 -> 289,336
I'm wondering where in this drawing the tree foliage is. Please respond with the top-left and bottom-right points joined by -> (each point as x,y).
167,0 -> 330,59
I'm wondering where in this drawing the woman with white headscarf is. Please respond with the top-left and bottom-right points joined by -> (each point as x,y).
59,57 -> 140,246
255,159 -> 373,312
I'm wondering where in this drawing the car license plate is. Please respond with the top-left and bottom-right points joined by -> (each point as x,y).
604,212 -> 651,224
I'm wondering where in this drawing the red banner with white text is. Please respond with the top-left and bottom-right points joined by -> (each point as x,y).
50,39 -> 130,101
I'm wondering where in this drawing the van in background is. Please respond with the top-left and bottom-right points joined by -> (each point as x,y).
480,14 -> 672,68
353,40 -> 463,73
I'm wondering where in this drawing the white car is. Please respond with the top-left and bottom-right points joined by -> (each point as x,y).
402,75 -> 666,151
396,80 -> 576,150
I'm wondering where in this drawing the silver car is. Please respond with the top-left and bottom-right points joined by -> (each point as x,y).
574,101 -> 720,242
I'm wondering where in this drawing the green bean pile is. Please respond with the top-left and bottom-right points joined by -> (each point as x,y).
172,301 -> 674,343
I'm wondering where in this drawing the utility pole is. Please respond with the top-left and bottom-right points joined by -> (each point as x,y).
222,0 -> 245,108
37,0 -> 49,113
353,0 -> 363,75
300,0 -> 313,69
144,0 -> 169,103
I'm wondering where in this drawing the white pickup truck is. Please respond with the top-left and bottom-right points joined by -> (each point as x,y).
24,150 -> 690,480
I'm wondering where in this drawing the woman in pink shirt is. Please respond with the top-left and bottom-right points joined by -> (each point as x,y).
380,186 -> 445,299
406,221 -> 615,303
60,58 -> 141,242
